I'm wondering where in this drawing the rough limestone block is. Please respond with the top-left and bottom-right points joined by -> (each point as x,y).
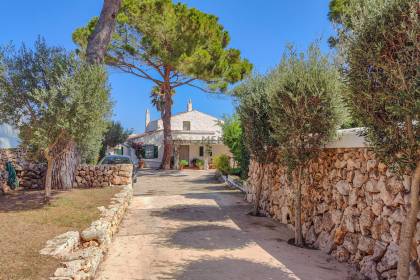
40,231 -> 80,260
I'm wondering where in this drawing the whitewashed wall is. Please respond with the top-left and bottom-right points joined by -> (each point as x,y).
146,110 -> 223,136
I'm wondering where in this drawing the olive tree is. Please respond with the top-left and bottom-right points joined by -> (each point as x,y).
73,0 -> 252,169
235,74 -> 276,216
268,45 -> 341,246
342,0 -> 419,278
0,39 -> 112,199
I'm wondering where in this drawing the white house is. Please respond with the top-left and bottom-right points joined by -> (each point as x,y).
126,99 -> 231,169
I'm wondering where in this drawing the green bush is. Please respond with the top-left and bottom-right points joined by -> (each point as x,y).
195,159 -> 204,169
220,115 -> 250,179
229,167 -> 242,177
191,158 -> 204,169
179,159 -> 189,167
213,154 -> 230,175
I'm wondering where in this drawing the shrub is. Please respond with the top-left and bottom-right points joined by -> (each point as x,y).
195,159 -> 205,169
179,159 -> 189,167
229,167 -> 242,177
220,115 -> 250,178
213,154 -> 230,175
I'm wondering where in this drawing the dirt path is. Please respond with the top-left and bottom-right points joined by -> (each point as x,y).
96,170 -> 352,280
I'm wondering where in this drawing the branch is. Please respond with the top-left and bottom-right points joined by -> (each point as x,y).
109,57 -> 162,84
172,78 -> 196,88
144,56 -> 165,78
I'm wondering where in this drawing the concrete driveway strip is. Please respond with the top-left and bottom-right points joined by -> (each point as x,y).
96,170 -> 352,280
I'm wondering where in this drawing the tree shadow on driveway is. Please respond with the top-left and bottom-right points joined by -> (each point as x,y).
151,204 -> 229,222
166,224 -> 252,250
160,258 -> 298,280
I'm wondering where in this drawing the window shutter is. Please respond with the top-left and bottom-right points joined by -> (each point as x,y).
153,145 -> 158,158
140,147 -> 146,158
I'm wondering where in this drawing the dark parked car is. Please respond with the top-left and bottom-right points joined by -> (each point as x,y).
98,155 -> 137,183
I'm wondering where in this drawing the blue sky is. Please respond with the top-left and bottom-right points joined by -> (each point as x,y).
1,0 -> 334,133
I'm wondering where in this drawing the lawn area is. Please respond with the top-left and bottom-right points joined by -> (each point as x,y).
0,187 -> 121,280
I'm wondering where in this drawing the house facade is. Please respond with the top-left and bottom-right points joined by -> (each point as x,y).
126,100 -> 231,169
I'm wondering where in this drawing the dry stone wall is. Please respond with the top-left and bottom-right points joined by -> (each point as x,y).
40,183 -> 133,279
0,148 -> 45,190
74,164 -> 133,188
0,148 -> 133,191
245,148 -> 419,280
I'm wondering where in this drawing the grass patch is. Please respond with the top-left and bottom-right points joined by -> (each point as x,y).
0,187 -> 121,280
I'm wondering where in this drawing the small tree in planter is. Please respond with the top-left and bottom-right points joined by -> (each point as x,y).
341,0 -> 419,278
235,74 -> 276,216
268,44 -> 341,246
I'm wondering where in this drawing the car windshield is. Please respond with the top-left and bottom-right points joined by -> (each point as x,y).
100,156 -> 132,165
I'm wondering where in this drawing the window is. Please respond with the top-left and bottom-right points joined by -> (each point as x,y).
199,146 -> 204,157
143,145 -> 158,159
183,121 -> 191,131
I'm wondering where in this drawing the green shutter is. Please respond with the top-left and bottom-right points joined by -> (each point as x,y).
153,145 -> 158,158
140,147 -> 146,158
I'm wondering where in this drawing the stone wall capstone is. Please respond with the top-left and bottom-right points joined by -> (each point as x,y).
245,148 -> 419,280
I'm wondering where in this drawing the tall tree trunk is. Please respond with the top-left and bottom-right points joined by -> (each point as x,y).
51,140 -> 80,190
86,0 -> 122,64
253,162 -> 265,216
160,90 -> 173,170
295,165 -> 303,247
397,161 -> 420,280
44,152 -> 53,201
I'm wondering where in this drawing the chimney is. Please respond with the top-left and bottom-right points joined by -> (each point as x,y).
187,99 -> 193,112
145,109 -> 150,129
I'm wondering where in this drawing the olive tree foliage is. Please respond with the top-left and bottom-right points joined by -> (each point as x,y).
73,0 -> 252,169
268,45 -> 341,246
219,114 -> 249,179
234,74 -> 276,216
0,39 -> 112,199
327,0 -> 392,48
340,1 -> 419,278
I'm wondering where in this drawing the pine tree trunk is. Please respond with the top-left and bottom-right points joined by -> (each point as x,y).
160,90 -> 173,170
253,162 -> 265,216
51,140 -> 80,190
86,0 -> 122,64
294,165 -> 303,247
396,161 -> 420,280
